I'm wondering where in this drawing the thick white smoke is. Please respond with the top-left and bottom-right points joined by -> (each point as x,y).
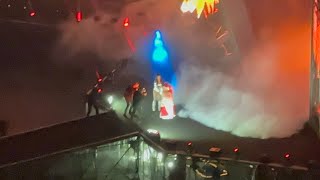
56,0 -> 310,139
55,0 -> 180,62
175,0 -> 310,139
176,36 -> 309,139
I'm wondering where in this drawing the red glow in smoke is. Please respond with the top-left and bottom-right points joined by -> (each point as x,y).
123,31 -> 136,52
122,17 -> 135,52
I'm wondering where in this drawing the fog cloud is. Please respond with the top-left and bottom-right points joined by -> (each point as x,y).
56,0 -> 310,139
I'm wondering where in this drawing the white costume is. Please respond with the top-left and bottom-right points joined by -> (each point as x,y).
160,83 -> 176,120
152,80 -> 163,111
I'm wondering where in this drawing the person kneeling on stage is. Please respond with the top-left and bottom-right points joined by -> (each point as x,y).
153,74 -> 163,112
123,82 -> 140,118
86,86 -> 102,117
160,82 -> 176,120
130,87 -> 147,118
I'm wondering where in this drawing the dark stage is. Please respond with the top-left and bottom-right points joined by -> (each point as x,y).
117,103 -> 320,168
0,110 -> 319,170
0,0 -> 317,174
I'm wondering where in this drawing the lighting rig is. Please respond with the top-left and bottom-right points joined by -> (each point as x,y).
89,58 -> 128,90
0,0 -> 82,23
85,58 -> 128,109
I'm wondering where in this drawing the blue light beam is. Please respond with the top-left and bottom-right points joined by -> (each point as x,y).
152,30 -> 168,62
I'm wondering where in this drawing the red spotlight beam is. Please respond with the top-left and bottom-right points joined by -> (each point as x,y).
121,17 -> 136,53
123,30 -> 136,53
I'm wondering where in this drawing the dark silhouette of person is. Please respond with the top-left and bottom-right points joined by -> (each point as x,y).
0,120 -> 7,137
129,87 -> 147,118
86,87 -> 101,117
123,82 -> 140,117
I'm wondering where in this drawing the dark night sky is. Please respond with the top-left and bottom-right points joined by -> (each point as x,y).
0,20 -> 143,135
0,24 -> 88,133
0,0 -> 313,135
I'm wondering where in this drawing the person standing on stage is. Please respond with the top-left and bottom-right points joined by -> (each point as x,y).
152,74 -> 163,112
123,82 -> 140,117
86,86 -> 102,117
130,87 -> 147,118
160,82 -> 176,120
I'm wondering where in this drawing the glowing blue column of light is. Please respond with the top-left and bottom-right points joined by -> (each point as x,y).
152,30 -> 168,62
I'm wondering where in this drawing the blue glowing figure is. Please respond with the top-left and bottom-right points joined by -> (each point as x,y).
152,30 -> 168,62
155,30 -> 161,39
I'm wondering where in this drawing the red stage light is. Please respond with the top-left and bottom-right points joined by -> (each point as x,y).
76,11 -> 82,22
234,148 -> 239,153
98,78 -> 102,82
98,88 -> 102,93
29,11 -> 36,17
123,17 -> 129,27
284,153 -> 290,159
186,142 -> 194,153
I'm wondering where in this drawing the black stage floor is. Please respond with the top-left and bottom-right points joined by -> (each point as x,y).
119,108 -> 320,167
0,109 -> 319,169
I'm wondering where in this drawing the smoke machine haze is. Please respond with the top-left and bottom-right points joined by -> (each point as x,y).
56,0 -> 310,139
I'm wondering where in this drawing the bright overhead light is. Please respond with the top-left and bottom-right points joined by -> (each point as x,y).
147,129 -> 159,134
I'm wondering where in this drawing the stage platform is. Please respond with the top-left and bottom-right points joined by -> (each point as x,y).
0,111 -> 140,168
0,111 -> 319,169
126,110 -> 320,168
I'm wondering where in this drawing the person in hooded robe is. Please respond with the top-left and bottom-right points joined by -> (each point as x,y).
160,82 -> 176,120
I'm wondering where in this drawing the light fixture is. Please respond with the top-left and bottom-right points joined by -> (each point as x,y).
186,142 -> 194,154
76,11 -> 82,22
284,153 -> 291,161
107,96 -> 113,104
29,10 -> 36,17
167,161 -> 174,168
147,129 -> 159,134
123,17 -> 129,27
146,129 -> 161,142
209,147 -> 222,158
